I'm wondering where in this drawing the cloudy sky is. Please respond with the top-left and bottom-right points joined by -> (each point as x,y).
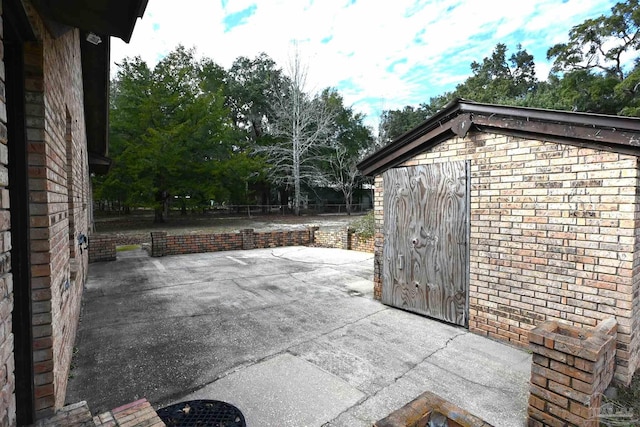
111,0 -> 617,128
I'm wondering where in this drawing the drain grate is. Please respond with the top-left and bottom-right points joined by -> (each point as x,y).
156,400 -> 246,427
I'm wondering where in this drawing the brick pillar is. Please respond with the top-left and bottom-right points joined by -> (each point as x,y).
88,236 -> 116,263
308,226 -> 319,245
342,227 -> 353,250
150,232 -> 167,257
528,318 -> 617,427
241,229 -> 254,250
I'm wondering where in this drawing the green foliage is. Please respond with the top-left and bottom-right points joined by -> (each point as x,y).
547,0 -> 639,80
116,245 -> 141,252
99,46 -> 244,221
99,47 -> 377,221
350,210 -> 375,238
457,43 -> 536,103
319,89 -> 375,213
379,43 -> 537,143
378,105 -> 430,144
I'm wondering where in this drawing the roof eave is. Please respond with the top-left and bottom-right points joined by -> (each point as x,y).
359,99 -> 640,177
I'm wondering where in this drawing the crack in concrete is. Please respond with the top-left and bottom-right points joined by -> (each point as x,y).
162,304 -> 389,407
327,331 -> 467,424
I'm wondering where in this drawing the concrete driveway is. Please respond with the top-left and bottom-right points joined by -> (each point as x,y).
66,247 -> 531,427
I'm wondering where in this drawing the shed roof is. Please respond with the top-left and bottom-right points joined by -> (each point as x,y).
358,99 -> 640,177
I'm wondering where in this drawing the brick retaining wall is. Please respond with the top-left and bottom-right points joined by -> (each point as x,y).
165,232 -> 243,256
90,227 -> 375,260
151,228 -> 314,257
314,229 -> 374,252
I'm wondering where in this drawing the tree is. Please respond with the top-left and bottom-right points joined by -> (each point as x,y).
226,53 -> 285,142
547,0 -> 640,115
319,89 -> 374,214
378,44 -> 537,144
547,0 -> 639,80
378,105 -> 429,145
225,53 -> 287,209
99,57 -> 154,212
102,46 -> 237,222
260,49 -> 335,215
455,43 -> 536,103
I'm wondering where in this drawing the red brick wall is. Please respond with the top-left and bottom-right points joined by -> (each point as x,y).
0,2 -> 17,425
88,236 -> 116,263
23,5 -> 91,417
165,233 -> 243,255
374,132 -> 639,385
253,230 -> 311,248
159,229 -> 313,256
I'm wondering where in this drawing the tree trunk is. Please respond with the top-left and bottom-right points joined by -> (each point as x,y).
344,189 -> 352,216
154,189 -> 167,223
154,207 -> 164,223
293,137 -> 301,216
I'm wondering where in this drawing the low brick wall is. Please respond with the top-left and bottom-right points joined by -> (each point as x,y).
528,318 -> 617,427
254,230 -> 311,248
94,227 -> 374,259
89,235 -> 116,263
111,233 -> 150,246
151,228 -> 314,257
314,229 -> 343,248
165,232 -> 243,256
314,228 -> 374,252
350,233 -> 374,252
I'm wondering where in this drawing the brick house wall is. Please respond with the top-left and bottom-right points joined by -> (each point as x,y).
23,5 -> 90,417
373,131 -> 639,385
0,2 -> 17,425
1,1 -> 145,423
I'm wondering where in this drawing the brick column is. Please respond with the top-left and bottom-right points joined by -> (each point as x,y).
88,236 -> 116,263
342,227 -> 353,250
528,318 -> 617,427
308,226 -> 319,245
241,229 -> 254,250
150,232 -> 167,257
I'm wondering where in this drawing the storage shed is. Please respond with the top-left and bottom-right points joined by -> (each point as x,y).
358,99 -> 640,385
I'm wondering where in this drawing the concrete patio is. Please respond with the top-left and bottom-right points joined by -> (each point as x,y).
65,246 -> 531,426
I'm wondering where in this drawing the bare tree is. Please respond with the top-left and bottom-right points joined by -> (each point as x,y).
325,144 -> 361,215
318,89 -> 375,215
259,49 -> 335,215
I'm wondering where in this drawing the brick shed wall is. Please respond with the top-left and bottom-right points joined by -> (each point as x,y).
374,131 -> 640,385
24,6 -> 91,417
0,3 -> 16,425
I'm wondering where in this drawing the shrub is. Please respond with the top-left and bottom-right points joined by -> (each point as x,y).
350,210 -> 375,239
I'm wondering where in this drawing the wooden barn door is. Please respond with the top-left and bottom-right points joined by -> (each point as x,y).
382,161 -> 469,327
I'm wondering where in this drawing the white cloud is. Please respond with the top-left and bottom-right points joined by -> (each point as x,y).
112,0 -> 617,129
